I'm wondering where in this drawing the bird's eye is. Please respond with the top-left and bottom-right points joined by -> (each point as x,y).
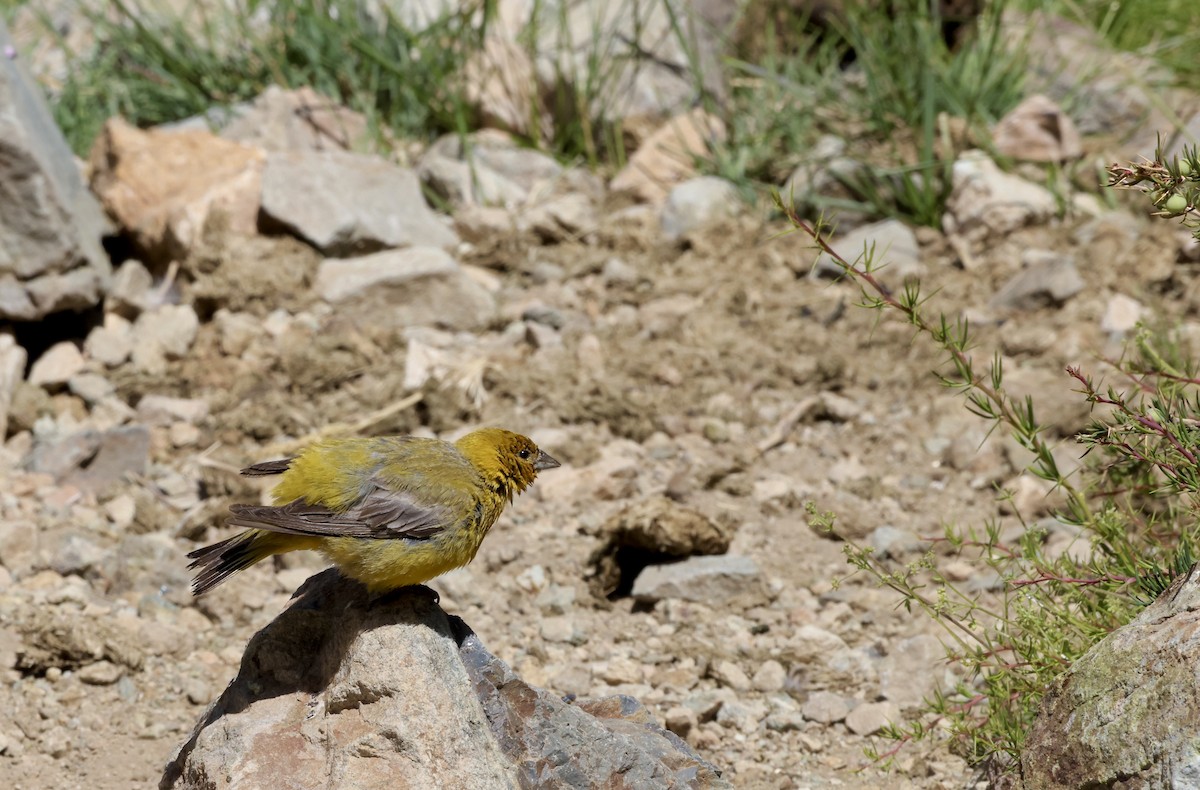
518,448 -> 532,459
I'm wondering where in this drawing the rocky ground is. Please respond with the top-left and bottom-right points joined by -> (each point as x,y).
2,3 -> 1198,789
1,168 -> 1184,788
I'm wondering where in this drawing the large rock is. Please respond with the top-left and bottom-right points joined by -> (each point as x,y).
419,132 -> 563,209
260,150 -> 459,255
0,19 -> 110,320
25,425 -> 151,492
1021,565 -> 1200,789
989,250 -> 1084,311
160,571 -> 729,789
811,219 -> 921,282
89,117 -> 265,264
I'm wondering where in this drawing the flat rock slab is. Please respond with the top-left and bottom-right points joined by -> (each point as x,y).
261,150 -> 459,255
314,247 -> 495,330
631,554 -> 771,609
990,250 -> 1084,310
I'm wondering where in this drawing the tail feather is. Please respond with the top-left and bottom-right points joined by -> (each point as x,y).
240,458 -> 295,477
188,531 -> 276,595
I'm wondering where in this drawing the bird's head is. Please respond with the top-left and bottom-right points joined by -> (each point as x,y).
456,428 -> 560,500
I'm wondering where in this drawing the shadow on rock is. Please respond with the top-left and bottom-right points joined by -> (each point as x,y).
161,569 -> 729,789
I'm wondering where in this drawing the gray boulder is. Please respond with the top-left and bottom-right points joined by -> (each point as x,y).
161,570 -> 729,789
0,20 -> 110,320
260,149 -> 458,256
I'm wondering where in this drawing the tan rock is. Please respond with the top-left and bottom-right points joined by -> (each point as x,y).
83,313 -> 134,368
610,108 -> 726,204
1102,294 -> 1143,335
89,117 -> 265,263
992,94 -> 1083,163
711,659 -> 752,692
135,394 -> 209,425
751,659 -> 787,693
463,34 -> 551,141
845,701 -> 900,736
28,341 -> 83,388
78,659 -> 123,685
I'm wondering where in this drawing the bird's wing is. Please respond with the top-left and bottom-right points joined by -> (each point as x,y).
226,484 -> 466,540
240,458 -> 295,477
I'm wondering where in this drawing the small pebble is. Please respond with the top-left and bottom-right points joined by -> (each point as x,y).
184,678 -> 210,705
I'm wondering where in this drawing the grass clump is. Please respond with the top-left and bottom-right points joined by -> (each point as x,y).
40,0 -> 485,154
23,0 -> 1049,227
713,0 -> 1026,227
36,0 -> 713,170
782,142 -> 1200,776
1031,0 -> 1200,84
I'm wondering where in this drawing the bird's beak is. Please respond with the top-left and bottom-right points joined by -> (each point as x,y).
534,450 -> 561,471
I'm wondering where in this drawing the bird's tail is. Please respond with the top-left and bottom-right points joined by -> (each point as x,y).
187,530 -> 292,595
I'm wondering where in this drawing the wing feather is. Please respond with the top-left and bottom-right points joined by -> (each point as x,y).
240,458 -> 295,477
226,484 -> 462,540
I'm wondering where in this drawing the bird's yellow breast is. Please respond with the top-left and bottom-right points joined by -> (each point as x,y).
317,536 -> 470,591
317,505 -> 495,592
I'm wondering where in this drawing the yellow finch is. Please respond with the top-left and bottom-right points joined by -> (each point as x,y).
188,428 -> 559,595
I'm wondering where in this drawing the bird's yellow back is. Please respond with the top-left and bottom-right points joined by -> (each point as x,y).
271,436 -> 482,512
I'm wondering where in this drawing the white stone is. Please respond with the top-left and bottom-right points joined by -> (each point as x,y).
1102,294 -> 1143,335
28,341 -> 83,387
845,701 -> 900,736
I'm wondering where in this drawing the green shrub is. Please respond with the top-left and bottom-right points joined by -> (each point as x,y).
782,144 -> 1200,773
782,143 -> 1200,772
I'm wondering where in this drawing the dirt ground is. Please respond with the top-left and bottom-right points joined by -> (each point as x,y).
0,195 -> 1185,789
